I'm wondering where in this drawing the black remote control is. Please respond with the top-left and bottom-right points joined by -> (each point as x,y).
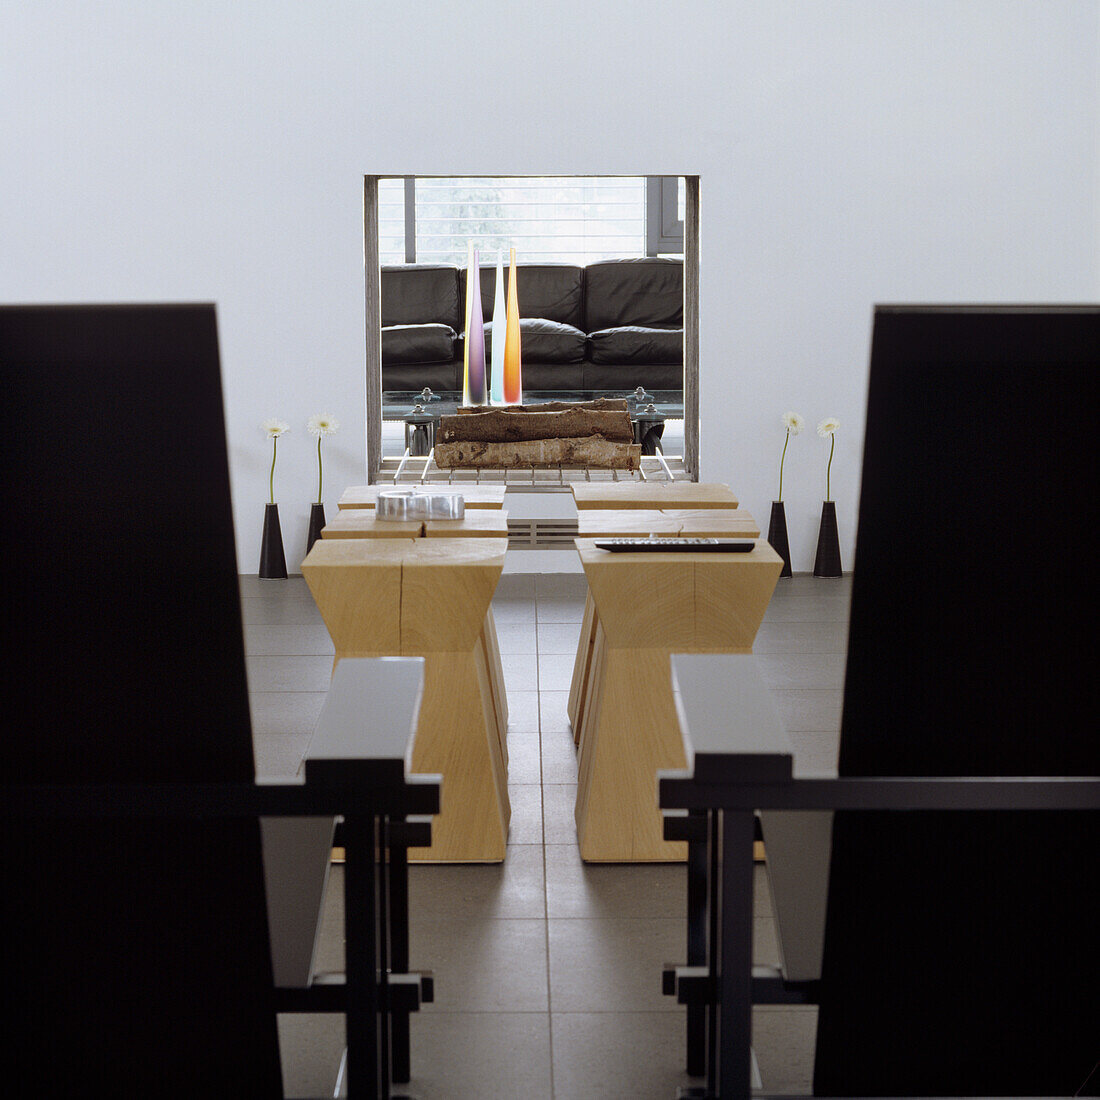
593,538 -> 756,553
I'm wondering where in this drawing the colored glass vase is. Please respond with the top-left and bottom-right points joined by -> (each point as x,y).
462,244 -> 487,406
489,250 -> 506,405
503,247 -> 522,405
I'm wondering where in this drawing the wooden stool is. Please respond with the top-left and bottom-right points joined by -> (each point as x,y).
338,484 -> 507,509
567,509 -> 763,744
301,538 -> 511,862
571,482 -> 740,510
571,537 -> 782,862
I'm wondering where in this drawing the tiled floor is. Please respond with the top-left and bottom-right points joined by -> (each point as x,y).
241,568 -> 851,1098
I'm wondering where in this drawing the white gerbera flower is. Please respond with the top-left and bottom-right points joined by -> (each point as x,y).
777,411 -> 805,502
307,414 -> 339,437
262,419 -> 289,503
307,415 -> 338,504
262,418 -> 290,438
817,418 -> 840,500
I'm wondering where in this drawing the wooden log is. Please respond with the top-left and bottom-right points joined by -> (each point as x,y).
440,407 -> 633,444
434,436 -> 641,470
456,398 -> 628,414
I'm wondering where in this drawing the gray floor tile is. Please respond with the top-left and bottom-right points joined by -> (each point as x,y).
539,690 -> 573,736
277,1013 -> 344,1099
409,844 -> 547,921
252,732 -> 312,779
538,651 -> 577,692
240,574 -> 313,598
769,573 -> 852,597
245,654 -> 334,692
501,651 -> 538,692
537,620 -> 584,654
506,725 -> 542,784
243,623 -> 335,656
506,689 -> 541,732
541,727 -> 579,784
536,597 -> 587,624
550,1011 -> 697,1100
407,1012 -> 553,1099
769,689 -> 844,733
762,594 -> 852,624
541,784 -> 579,845
508,784 -> 544,845
239,596 -> 325,626
752,1005 -> 818,1094
544,844 -> 685,920
756,652 -> 848,690
495,573 -> 537,600
535,573 -> 588,599
494,621 -> 539,655
753,619 -> 850,654
547,918 -> 684,1012
249,691 -> 327,736
412,917 -> 549,1012
490,598 -> 539,625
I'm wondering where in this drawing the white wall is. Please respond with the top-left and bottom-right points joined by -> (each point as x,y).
3,1 -> 1097,572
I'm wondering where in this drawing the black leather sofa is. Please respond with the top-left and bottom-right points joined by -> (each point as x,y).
381,258 -> 683,394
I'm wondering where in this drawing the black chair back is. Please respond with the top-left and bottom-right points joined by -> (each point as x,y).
0,305 -> 283,1096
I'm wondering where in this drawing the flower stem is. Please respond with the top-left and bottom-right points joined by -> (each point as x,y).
316,437 -> 323,504
778,430 -> 789,502
826,434 -> 835,501
269,437 -> 277,504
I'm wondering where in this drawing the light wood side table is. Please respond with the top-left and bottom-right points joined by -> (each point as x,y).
568,510 -> 763,744
571,537 -> 782,862
571,482 -> 740,510
423,512 -> 510,538
319,511 -> 424,539
338,484 -> 508,510
301,537 -> 511,862
320,510 -> 509,540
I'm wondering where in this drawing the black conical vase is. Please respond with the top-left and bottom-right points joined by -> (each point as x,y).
768,501 -> 793,578
306,502 -> 326,556
259,502 -> 288,579
813,501 -> 842,577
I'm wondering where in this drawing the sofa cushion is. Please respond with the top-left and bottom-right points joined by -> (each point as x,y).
382,361 -> 460,392
584,258 -> 683,330
484,318 -> 587,364
582,361 -> 683,391
381,265 -> 461,329
382,323 -> 457,365
464,263 -> 584,328
587,325 -> 682,365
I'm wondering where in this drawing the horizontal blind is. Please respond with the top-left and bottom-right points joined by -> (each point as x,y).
378,178 -> 406,264
378,177 -> 646,265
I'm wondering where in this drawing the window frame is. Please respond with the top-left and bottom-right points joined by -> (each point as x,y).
364,174 -> 699,482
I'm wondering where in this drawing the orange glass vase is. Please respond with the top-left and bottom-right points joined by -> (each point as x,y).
502,248 -> 522,405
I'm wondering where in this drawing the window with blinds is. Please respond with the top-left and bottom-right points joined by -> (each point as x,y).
377,176 -> 649,265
